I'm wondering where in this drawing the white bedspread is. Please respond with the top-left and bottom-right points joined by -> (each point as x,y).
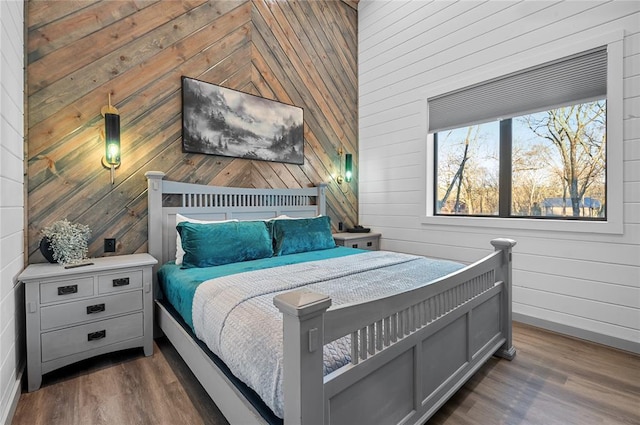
191,250 -> 464,418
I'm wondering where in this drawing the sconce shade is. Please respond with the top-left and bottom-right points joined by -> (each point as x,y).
345,153 -> 353,182
104,113 -> 120,165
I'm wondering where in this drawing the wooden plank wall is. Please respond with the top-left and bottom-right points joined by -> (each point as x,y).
26,0 -> 358,263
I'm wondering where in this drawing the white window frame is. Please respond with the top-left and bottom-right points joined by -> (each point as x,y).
421,30 -> 624,235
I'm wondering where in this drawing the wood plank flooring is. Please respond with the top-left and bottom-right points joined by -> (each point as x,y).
12,322 -> 640,425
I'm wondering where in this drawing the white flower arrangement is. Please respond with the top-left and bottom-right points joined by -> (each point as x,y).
40,219 -> 91,265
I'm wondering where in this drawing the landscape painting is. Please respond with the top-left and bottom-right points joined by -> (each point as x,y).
181,77 -> 304,165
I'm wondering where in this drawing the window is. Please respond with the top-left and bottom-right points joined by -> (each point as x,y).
429,47 -> 609,221
434,100 -> 606,219
434,122 -> 500,216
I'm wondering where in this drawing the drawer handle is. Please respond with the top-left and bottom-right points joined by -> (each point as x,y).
87,330 -> 106,341
86,303 -> 106,314
352,244 -> 358,248
112,277 -> 130,287
367,241 -> 373,247
57,285 -> 78,295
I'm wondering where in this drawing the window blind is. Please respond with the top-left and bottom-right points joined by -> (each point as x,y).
428,47 -> 607,133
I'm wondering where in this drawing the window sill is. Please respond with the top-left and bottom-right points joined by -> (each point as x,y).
420,215 -> 623,235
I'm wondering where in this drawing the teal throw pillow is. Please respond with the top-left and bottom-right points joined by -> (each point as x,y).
273,216 -> 336,256
177,220 -> 273,268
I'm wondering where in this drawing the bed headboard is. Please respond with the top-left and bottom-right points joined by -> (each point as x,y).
145,171 -> 327,267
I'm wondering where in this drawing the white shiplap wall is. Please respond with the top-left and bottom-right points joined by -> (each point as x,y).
358,0 -> 640,352
0,1 -> 24,424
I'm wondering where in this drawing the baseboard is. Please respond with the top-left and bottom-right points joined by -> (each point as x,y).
513,313 -> 639,355
0,366 -> 23,425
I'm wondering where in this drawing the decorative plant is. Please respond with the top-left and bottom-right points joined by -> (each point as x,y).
40,219 -> 91,265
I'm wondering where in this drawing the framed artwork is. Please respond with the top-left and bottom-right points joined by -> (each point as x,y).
181,77 -> 304,165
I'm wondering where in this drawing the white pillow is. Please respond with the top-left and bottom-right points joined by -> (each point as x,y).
175,214 -> 238,265
273,214 -> 320,219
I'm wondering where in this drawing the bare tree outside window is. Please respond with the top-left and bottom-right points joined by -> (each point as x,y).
435,100 -> 606,219
435,123 -> 499,216
515,100 -> 606,218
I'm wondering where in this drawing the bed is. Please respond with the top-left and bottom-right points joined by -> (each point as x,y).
146,171 -> 517,425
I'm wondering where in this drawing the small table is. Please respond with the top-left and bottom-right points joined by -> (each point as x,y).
333,232 -> 381,251
20,253 -> 157,391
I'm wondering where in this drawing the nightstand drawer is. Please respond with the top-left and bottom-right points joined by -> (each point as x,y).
40,291 -> 143,331
41,312 -> 144,362
98,270 -> 142,294
40,277 -> 94,304
347,238 -> 379,250
333,232 -> 381,251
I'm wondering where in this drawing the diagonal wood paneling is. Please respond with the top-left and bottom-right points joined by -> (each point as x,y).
26,0 -> 357,263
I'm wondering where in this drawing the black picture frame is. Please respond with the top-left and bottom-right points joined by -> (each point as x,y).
181,77 -> 304,165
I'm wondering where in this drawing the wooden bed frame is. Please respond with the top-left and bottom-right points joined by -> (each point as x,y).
146,171 -> 517,425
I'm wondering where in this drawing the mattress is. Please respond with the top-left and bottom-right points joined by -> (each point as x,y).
157,246 -> 366,330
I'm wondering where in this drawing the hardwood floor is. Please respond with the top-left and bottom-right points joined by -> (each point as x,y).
12,322 -> 639,425
12,337 -> 228,425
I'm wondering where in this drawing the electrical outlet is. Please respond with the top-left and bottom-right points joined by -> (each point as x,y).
104,238 -> 116,253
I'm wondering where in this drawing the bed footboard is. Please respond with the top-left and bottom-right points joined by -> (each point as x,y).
274,239 -> 516,425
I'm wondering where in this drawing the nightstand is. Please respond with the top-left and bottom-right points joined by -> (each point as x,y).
20,253 -> 157,392
333,232 -> 381,251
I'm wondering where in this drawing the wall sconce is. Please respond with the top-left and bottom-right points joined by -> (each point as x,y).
101,94 -> 120,184
344,153 -> 353,183
336,148 -> 353,184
